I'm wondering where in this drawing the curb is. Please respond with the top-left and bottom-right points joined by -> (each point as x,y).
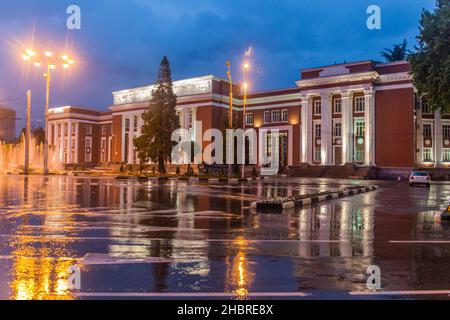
252,185 -> 379,212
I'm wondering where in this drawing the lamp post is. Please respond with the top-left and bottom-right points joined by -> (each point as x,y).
241,62 -> 249,179
22,49 -> 75,175
226,61 -> 233,179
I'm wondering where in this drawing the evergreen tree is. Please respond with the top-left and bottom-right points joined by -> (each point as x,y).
380,39 -> 408,62
134,56 -> 179,174
409,0 -> 450,112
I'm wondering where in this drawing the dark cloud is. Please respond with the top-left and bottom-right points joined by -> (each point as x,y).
0,0 -> 436,133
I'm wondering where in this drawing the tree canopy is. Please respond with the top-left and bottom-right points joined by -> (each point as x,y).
134,56 -> 179,174
409,0 -> 450,112
380,39 -> 408,62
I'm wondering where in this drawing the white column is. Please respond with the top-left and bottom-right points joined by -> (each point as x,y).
320,93 -> 332,165
301,95 -> 313,164
61,122 -> 66,163
341,91 -> 353,164
417,104 -> 423,165
435,109 -> 442,167
67,121 -> 73,164
129,115 -> 135,164
74,122 -> 79,164
364,88 -> 375,166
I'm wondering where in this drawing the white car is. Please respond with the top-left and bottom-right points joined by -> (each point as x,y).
409,171 -> 431,187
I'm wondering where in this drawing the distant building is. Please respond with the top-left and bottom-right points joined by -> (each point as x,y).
0,107 -> 16,142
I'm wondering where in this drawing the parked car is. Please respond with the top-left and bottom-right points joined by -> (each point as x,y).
409,171 -> 431,187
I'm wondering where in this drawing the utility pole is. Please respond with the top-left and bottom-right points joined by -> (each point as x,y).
24,90 -> 31,175
226,61 -> 233,179
241,63 -> 249,179
43,63 -> 50,175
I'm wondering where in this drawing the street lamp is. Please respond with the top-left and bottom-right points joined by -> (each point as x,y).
22,49 -> 75,175
226,61 -> 233,179
241,62 -> 249,179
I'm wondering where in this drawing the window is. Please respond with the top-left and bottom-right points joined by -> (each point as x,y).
314,100 -> 321,115
314,123 -> 321,138
423,148 -> 432,162
72,124 -> 76,134
133,116 -> 138,132
85,125 -> 92,135
101,125 -> 107,135
188,111 -> 193,127
333,98 -> 342,114
333,122 -> 342,137
443,149 -> 450,162
264,111 -> 271,123
85,137 -> 92,162
314,148 -> 321,162
421,98 -> 432,114
58,124 -> 61,136
125,119 -> 130,132
281,109 -> 288,122
355,97 -> 365,112
245,113 -> 253,125
423,124 -> 432,138
355,121 -> 365,136
443,125 -> 450,139
272,110 -> 280,123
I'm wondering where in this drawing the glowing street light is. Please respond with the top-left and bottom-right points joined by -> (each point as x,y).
21,48 -> 76,175
241,62 -> 250,179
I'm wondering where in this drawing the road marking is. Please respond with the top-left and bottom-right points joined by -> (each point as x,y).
350,290 -> 450,296
74,291 -> 310,298
389,240 -> 450,244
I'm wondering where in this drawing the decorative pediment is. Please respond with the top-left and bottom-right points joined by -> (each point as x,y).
319,66 -> 350,77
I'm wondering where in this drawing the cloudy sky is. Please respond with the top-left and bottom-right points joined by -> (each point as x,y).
0,0 -> 436,132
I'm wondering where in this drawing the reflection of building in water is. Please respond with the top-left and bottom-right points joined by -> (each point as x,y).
298,203 -> 374,258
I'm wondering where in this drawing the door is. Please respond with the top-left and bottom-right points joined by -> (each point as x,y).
334,146 -> 342,165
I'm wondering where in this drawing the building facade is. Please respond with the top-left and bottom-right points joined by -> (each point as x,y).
0,107 -> 16,142
47,60 -> 445,171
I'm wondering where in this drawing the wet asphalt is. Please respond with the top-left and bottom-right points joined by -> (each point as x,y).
0,175 -> 449,300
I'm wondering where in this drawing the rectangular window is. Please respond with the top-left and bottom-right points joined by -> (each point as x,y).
355,121 -> 365,136
272,110 -> 280,123
333,122 -> 342,137
264,111 -> 271,123
101,125 -> 107,135
443,149 -> 450,162
58,124 -> 61,136
423,148 -> 433,162
125,119 -> 130,132
72,124 -> 76,134
315,123 -> 321,138
333,98 -> 342,114
245,113 -> 253,125
423,124 -> 432,138
133,116 -> 138,132
421,98 -> 432,114
85,125 -> 92,135
314,100 -> 321,115
314,148 -> 321,162
281,109 -> 288,122
85,137 -> 92,162
443,125 -> 450,139
355,97 -> 365,112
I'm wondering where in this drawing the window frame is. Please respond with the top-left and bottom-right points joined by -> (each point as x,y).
245,112 -> 253,125
333,98 -> 342,114
314,100 -> 321,115
355,96 -> 365,113
281,109 -> 288,122
264,111 -> 271,124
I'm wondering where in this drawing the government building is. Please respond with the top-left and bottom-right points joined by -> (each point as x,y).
47,59 -> 446,177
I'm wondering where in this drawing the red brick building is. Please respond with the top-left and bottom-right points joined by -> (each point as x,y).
48,60 -> 442,175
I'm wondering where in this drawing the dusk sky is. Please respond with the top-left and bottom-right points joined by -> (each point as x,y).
0,0 -> 436,132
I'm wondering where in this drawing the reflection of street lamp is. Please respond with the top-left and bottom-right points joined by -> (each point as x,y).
241,62 -> 249,179
226,61 -> 233,179
22,49 -> 75,175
